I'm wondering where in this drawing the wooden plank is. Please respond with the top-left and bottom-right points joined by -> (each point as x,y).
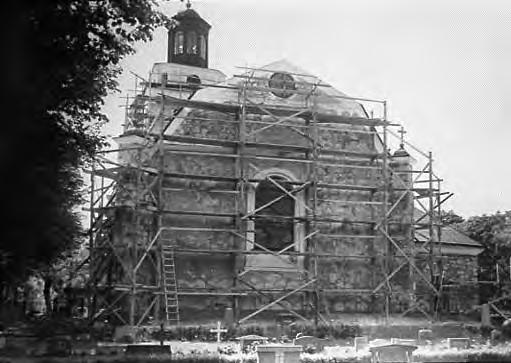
161,95 -> 388,126
317,182 -> 378,191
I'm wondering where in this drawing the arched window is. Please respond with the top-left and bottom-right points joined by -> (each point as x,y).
174,31 -> 184,54
186,31 -> 198,54
244,170 -> 306,271
254,177 -> 294,251
199,34 -> 206,59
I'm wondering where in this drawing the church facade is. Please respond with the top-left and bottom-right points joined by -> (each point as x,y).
91,5 -> 482,325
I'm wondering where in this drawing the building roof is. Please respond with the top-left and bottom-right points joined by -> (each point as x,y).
172,8 -> 211,28
163,59 -> 372,136
415,226 -> 483,256
186,59 -> 366,115
440,226 -> 482,247
414,224 -> 482,250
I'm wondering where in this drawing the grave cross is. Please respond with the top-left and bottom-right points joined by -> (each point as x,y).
210,321 -> 228,343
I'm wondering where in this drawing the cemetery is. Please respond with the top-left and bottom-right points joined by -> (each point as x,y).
2,2 -> 511,363
2,314 -> 511,362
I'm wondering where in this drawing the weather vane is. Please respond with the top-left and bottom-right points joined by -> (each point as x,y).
181,0 -> 192,9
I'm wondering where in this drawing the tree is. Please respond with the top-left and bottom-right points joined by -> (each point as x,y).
1,0 -> 169,301
460,211 -> 511,303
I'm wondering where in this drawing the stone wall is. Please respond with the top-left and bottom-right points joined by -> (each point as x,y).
111,97 -> 478,321
153,106 -> 405,318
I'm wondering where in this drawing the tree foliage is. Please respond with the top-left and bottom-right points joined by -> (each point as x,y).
459,211 -> 511,302
1,0 -> 168,294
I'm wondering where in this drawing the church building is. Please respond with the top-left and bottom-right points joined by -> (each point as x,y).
89,3 -> 482,326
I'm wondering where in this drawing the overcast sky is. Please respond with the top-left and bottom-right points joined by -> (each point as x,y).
101,0 -> 511,218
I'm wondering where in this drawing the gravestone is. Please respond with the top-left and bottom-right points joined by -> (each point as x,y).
491,329 -> 502,345
502,318 -> 511,339
293,336 -> 329,352
224,307 -> 234,326
391,338 -> 417,345
370,339 -> 389,346
447,337 -> 470,349
257,344 -> 302,363
369,343 -> 417,363
481,303 -> 491,327
354,336 -> 369,351
210,321 -> 228,343
236,334 -> 269,349
417,329 -> 433,344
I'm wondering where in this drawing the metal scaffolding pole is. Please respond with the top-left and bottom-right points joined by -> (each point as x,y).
83,65 -> 456,326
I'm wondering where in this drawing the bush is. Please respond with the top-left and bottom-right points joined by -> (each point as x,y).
150,321 -> 360,342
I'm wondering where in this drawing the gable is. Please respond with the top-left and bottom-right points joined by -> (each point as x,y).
165,59 -> 371,137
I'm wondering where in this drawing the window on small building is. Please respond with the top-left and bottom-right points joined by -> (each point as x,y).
199,34 -> 206,59
174,31 -> 184,54
254,177 -> 295,251
186,31 -> 198,54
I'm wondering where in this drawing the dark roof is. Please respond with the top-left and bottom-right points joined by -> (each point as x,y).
172,8 -> 211,28
414,209 -> 481,247
393,146 -> 410,158
439,226 -> 482,247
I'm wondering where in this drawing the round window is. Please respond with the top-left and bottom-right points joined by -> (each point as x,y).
268,72 -> 296,98
186,74 -> 201,85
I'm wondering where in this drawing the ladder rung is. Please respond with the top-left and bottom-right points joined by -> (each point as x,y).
163,248 -> 179,325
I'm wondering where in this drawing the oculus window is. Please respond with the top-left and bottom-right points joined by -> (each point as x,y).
268,72 -> 296,98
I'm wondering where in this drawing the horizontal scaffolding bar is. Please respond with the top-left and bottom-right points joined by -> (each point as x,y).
161,95 -> 390,127
124,131 -> 384,159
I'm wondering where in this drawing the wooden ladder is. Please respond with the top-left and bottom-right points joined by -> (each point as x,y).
162,246 -> 180,324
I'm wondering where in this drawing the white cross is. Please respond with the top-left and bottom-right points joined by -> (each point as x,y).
210,321 -> 228,343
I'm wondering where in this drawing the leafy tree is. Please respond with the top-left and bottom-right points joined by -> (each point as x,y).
460,211 -> 511,303
1,0 -> 169,305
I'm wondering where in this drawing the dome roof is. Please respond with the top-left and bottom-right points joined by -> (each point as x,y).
393,146 -> 410,158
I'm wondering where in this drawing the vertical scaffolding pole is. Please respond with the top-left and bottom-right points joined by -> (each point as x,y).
382,101 -> 390,321
156,87 -> 165,323
427,151 -> 438,317
88,162 -> 96,320
234,73 -> 249,321
436,174 -> 443,316
310,88 -> 320,325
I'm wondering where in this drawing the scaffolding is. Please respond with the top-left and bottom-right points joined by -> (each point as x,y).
86,65 -> 451,326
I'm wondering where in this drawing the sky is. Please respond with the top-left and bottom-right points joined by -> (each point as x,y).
101,0 -> 511,218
